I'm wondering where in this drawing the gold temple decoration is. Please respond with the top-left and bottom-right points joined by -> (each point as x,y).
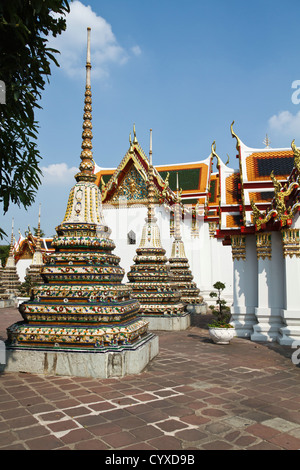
100,176 -> 107,193
211,141 -> 222,170
291,139 -> 300,173
230,120 -> 241,153
250,199 -> 276,231
251,169 -> 299,230
133,123 -> 138,145
230,122 -> 246,226
208,222 -> 218,238
282,228 -> 300,258
231,234 -> 246,261
256,232 -> 272,260
162,172 -> 170,198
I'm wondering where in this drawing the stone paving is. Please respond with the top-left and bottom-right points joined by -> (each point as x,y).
0,307 -> 300,450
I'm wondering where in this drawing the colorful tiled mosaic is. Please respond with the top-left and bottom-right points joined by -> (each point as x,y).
6,29 -> 149,351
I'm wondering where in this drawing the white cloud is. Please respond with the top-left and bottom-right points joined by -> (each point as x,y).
268,110 -> 300,138
49,1 -> 139,79
131,45 -> 142,57
41,163 -> 78,185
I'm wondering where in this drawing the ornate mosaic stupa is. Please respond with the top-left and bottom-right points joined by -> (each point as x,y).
168,177 -> 205,311
127,132 -> 189,330
5,29 -> 157,376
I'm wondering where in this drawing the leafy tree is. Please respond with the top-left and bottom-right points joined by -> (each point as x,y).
33,227 -> 45,238
0,245 -> 10,267
0,0 -> 70,238
208,281 -> 232,327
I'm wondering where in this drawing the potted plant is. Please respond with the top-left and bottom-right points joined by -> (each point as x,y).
208,281 -> 235,344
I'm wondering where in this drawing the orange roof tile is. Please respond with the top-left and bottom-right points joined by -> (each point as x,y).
225,173 -> 240,205
246,150 -> 294,182
226,215 -> 242,228
248,191 -> 274,204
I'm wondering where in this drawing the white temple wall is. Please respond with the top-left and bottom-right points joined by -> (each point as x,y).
278,215 -> 300,345
251,232 -> 285,342
101,203 -> 233,300
102,205 -> 148,282
16,259 -> 32,283
231,235 -> 258,337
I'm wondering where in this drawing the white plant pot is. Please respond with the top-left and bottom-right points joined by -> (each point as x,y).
209,327 -> 236,345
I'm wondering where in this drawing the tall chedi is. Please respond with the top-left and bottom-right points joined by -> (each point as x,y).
4,28 -> 158,378
168,174 -> 207,314
127,130 -> 190,331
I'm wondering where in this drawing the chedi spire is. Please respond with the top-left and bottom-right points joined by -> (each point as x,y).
75,27 -> 96,184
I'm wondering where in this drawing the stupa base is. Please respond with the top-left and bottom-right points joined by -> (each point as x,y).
1,333 -> 158,378
0,298 -> 16,308
185,303 -> 208,314
139,313 -> 191,331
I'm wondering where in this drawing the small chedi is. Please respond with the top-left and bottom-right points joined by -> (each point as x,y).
22,205 -> 44,290
5,28 -> 157,378
0,219 -> 21,305
127,132 -> 189,330
168,185 -> 206,313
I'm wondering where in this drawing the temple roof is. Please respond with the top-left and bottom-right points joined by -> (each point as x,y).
207,122 -> 300,240
95,130 -> 212,209
14,234 -> 54,264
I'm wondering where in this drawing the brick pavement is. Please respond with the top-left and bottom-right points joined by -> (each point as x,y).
0,307 -> 300,450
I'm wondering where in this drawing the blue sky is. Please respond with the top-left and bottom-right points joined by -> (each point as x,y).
2,0 -> 300,240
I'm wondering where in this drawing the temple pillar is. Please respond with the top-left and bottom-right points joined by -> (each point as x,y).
278,228 -> 300,345
251,232 -> 284,342
230,234 -> 257,337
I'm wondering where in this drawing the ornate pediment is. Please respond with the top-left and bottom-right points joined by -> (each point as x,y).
109,163 -> 149,204
99,129 -> 174,206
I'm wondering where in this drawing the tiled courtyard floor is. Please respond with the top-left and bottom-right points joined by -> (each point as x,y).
0,307 -> 300,450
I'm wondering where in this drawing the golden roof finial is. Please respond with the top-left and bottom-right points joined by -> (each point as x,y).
129,132 -> 134,153
263,134 -> 271,148
133,123 -> 138,144
75,27 -> 96,183
230,121 -> 241,152
211,141 -> 221,169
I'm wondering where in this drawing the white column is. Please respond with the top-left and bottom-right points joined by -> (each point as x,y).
251,232 -> 284,342
230,234 -> 258,337
278,228 -> 300,345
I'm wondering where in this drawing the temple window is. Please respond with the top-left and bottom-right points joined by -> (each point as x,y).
127,230 -> 136,245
